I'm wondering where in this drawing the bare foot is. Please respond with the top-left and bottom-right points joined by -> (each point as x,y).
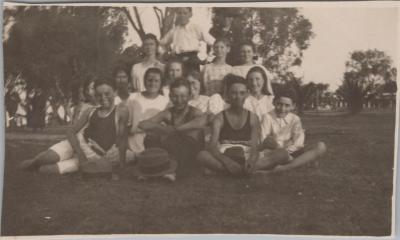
163,173 -> 176,182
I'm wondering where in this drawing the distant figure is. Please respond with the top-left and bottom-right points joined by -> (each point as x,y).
27,88 -> 47,131
160,7 -> 215,72
257,90 -> 327,172
131,34 -> 165,92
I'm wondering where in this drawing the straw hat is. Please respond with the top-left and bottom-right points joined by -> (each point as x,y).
133,148 -> 177,177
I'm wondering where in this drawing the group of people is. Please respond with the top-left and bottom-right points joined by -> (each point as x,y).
19,7 -> 327,181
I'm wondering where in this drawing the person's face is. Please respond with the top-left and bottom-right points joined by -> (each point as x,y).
187,76 -> 201,98
274,97 -> 294,117
170,85 -> 190,110
95,84 -> 115,110
248,71 -> 264,94
144,72 -> 162,94
176,8 -> 192,26
213,41 -> 230,58
115,70 -> 129,90
223,16 -> 234,27
228,83 -> 248,108
168,62 -> 183,80
143,38 -> 157,57
240,45 -> 254,64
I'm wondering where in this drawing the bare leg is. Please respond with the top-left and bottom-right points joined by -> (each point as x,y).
196,150 -> 225,174
254,148 -> 290,171
19,149 -> 60,170
274,141 -> 327,172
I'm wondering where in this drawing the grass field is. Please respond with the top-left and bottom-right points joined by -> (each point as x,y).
1,112 -> 396,236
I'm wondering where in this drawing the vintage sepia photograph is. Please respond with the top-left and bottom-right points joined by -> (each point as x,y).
1,1 -> 398,237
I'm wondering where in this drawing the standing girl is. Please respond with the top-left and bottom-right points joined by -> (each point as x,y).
244,66 -> 274,120
202,38 -> 233,96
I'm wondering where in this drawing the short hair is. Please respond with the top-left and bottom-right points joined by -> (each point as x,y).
165,57 -> 183,80
169,78 -> 190,92
224,74 -> 248,91
246,66 -> 272,95
94,79 -> 115,90
112,66 -> 130,86
144,67 -> 164,87
186,70 -> 205,94
143,33 -> 159,46
274,88 -> 297,104
214,37 -> 231,48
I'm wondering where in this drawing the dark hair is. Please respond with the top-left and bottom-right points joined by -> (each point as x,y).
143,33 -> 159,54
144,67 -> 164,91
224,74 -> 248,91
240,41 -> 256,53
214,37 -> 231,48
112,66 -> 130,86
169,78 -> 190,92
82,75 -> 96,102
246,66 -> 272,95
186,70 -> 205,95
274,89 -> 296,104
165,58 -> 183,82
94,79 -> 115,90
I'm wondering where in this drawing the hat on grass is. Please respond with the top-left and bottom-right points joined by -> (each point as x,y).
133,148 -> 177,177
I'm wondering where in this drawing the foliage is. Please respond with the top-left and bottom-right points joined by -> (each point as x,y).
210,7 -> 314,79
337,49 -> 396,113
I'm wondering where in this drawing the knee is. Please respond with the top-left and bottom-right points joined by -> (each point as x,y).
196,150 -> 210,164
315,141 -> 327,155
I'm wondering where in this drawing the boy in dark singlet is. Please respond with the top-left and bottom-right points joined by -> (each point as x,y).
196,74 -> 260,176
20,80 -> 129,177
138,79 -> 205,179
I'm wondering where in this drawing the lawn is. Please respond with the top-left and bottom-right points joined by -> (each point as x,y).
1,112 -> 396,236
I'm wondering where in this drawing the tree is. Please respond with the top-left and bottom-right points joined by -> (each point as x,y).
337,49 -> 396,113
4,6 -> 127,123
211,7 -> 314,79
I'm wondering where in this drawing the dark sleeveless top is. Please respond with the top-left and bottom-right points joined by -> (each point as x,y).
219,110 -> 251,143
84,107 -> 116,152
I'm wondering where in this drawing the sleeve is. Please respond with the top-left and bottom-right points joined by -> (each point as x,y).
208,94 -> 225,115
200,26 -> 215,46
160,29 -> 173,46
260,114 -> 272,141
131,64 -> 139,91
286,117 -> 305,153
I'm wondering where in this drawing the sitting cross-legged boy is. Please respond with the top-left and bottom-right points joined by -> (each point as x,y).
196,74 -> 260,177
138,78 -> 205,181
256,90 -> 327,173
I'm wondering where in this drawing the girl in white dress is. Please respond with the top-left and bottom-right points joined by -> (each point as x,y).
129,68 -> 170,156
244,66 -> 274,120
232,42 -> 273,83
187,71 -> 210,113
202,38 -> 233,96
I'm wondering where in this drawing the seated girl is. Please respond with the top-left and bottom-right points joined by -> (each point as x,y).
128,68 -> 170,158
244,66 -> 274,120
187,70 -> 210,114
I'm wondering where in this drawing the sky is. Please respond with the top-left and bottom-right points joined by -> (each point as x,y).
126,7 -> 398,91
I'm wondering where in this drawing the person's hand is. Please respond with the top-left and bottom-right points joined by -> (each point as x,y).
262,133 -> 279,150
